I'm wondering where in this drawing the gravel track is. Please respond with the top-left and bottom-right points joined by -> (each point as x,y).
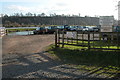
2,35 -> 54,55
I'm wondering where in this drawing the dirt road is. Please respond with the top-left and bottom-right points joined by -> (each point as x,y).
2,35 -> 54,55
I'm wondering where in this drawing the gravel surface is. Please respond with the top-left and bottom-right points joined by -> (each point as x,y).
2,35 -> 54,55
2,35 -> 118,79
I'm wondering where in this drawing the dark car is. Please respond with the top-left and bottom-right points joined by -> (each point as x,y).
67,26 -> 78,31
45,26 -> 57,34
57,26 -> 65,30
57,25 -> 70,31
92,27 -> 100,32
33,27 -> 46,34
114,26 -> 120,32
77,26 -> 84,31
82,26 -> 89,32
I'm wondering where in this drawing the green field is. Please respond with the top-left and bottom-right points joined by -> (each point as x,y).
58,40 -> 120,50
6,28 -> 36,33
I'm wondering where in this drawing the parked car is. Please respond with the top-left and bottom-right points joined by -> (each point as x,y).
82,26 -> 89,32
68,26 -> 78,31
57,26 -> 64,30
45,26 -> 57,34
57,25 -> 69,31
92,27 -> 100,32
77,26 -> 84,31
87,27 -> 94,32
114,26 -> 120,32
81,26 -> 100,32
33,27 -> 46,34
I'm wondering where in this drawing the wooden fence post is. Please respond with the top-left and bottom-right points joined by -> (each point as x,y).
62,30 -> 65,48
5,29 -> 8,35
55,29 -> 58,48
82,32 -> 84,46
117,32 -> 119,49
58,29 -> 60,47
99,32 -> 102,49
76,31 -> 78,44
92,32 -> 94,48
28,28 -> 30,35
88,31 -> 90,50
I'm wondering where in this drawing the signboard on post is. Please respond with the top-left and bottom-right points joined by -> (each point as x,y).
66,32 -> 77,38
99,16 -> 114,26
0,27 -> 6,37
99,16 -> 114,32
100,26 -> 113,32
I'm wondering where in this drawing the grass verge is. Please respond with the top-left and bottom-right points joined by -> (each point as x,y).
6,28 -> 36,33
47,44 -> 120,66
46,44 -> 120,78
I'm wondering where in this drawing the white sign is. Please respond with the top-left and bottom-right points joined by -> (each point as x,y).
99,16 -> 114,26
66,32 -> 77,38
101,27 -> 113,32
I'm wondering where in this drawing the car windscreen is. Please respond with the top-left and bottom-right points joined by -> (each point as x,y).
36,27 -> 45,30
45,27 -> 51,29
57,26 -> 64,29
36,27 -> 40,30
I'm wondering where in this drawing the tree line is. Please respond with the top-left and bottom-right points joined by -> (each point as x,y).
1,12 -> 84,17
1,13 -> 100,27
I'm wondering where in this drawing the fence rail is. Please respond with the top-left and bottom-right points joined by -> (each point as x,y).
0,27 -> 7,37
55,30 -> 120,51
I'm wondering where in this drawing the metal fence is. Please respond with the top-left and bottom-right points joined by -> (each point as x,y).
55,30 -> 120,51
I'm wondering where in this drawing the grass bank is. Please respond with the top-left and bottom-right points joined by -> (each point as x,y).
6,28 -> 36,33
46,44 -> 120,78
47,44 -> 120,66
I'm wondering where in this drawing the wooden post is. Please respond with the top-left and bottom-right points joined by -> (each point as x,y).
67,37 -> 68,44
76,31 -> 78,44
28,28 -> 30,35
117,32 -> 119,49
88,31 -> 90,50
82,32 -> 84,46
62,30 -> 65,48
58,29 -> 60,47
99,32 -> 102,49
5,29 -> 8,35
71,38 -> 73,44
108,33 -> 110,49
93,32 -> 94,48
55,29 -> 57,48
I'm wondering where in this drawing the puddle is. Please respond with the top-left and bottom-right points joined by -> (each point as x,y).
8,31 -> 34,35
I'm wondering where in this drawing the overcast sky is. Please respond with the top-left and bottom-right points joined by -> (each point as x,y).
0,0 -> 119,19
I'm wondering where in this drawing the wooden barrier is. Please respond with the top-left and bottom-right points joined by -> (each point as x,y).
0,27 -> 7,37
55,30 -> 120,51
